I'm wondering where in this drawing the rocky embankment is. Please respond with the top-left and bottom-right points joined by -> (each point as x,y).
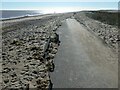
1,14 -> 71,89
1,11 -> 118,89
74,12 -> 119,52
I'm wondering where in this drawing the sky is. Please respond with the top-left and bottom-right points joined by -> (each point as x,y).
1,1 -> 119,13
1,0 -> 120,2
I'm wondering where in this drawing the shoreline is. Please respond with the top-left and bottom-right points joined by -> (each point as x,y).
1,11 -> 118,89
1,13 -> 52,21
0,14 -> 51,22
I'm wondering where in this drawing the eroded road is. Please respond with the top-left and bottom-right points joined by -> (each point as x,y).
51,19 -> 118,88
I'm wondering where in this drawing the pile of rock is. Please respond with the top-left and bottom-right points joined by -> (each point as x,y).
2,15 -> 62,89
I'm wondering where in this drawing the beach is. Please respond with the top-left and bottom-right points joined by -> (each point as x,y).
1,11 -> 119,89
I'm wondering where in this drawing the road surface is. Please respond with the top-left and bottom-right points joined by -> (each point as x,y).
51,19 -> 118,88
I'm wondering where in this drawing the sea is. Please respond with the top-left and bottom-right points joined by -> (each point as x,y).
0,10 -> 42,20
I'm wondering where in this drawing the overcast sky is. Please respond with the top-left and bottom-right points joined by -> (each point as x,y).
1,1 -> 119,13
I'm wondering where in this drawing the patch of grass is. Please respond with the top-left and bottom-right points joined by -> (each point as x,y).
85,11 -> 119,26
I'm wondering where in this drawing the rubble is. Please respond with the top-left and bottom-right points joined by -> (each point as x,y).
1,15 -> 66,89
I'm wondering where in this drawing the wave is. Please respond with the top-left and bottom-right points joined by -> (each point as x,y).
0,10 -> 43,20
1,14 -> 42,21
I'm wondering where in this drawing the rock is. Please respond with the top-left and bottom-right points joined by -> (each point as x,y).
48,53 -> 55,59
2,68 -> 11,73
30,46 -> 39,51
47,61 -> 55,72
10,39 -> 22,46
51,48 -> 58,54
33,43 -> 39,47
4,79 -> 9,84
10,72 -> 17,77
11,77 -> 18,83
32,70 -> 38,74
50,33 -> 60,44
41,36 -> 46,40
27,56 -> 32,60
2,14 -> 62,89
32,52 -> 41,60
20,71 -> 25,75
